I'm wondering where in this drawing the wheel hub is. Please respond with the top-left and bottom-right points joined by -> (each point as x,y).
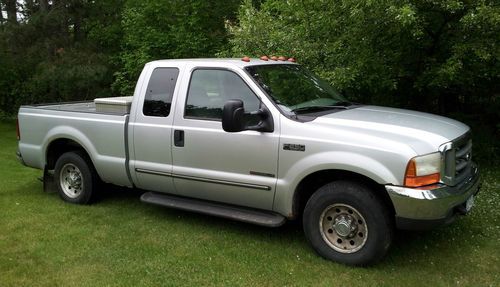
67,171 -> 82,189
59,163 -> 84,198
319,203 -> 368,253
333,215 -> 357,237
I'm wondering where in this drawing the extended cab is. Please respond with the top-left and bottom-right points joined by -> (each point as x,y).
17,58 -> 480,265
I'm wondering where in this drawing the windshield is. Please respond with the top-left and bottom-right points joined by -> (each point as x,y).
245,64 -> 349,115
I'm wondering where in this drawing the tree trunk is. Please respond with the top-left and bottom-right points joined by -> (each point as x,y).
24,0 -> 35,16
0,6 -> 4,24
71,1 -> 84,42
4,0 -> 17,24
74,17 -> 82,42
39,0 -> 48,12
51,0 -> 69,46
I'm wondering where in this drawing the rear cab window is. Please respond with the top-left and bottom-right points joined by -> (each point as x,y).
143,68 -> 180,117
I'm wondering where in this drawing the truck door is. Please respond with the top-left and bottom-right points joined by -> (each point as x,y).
130,66 -> 180,193
171,68 -> 279,210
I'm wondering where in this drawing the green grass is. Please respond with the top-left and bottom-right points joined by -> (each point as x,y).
0,120 -> 499,287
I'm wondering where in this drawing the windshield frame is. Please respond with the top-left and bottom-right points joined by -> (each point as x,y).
244,63 -> 351,120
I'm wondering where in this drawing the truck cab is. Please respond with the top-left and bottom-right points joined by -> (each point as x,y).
130,60 -> 280,210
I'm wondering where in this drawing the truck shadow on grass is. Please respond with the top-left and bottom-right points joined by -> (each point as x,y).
93,183 -> 480,268
97,183 -> 305,236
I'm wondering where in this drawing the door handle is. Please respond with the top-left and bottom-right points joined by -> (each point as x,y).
174,130 -> 184,147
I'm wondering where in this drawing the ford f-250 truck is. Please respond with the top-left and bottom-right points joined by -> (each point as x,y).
17,58 -> 480,265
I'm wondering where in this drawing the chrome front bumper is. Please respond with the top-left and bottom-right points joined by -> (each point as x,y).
386,163 -> 480,229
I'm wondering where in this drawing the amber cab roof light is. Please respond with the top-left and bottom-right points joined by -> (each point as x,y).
242,55 -> 296,62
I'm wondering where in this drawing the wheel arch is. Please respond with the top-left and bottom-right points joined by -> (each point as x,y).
45,138 -> 94,170
42,126 -> 98,172
291,169 -> 395,220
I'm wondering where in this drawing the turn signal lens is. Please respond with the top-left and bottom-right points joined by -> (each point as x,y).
404,152 -> 441,187
404,170 -> 440,187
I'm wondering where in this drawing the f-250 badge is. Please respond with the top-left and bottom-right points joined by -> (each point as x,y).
283,143 -> 305,152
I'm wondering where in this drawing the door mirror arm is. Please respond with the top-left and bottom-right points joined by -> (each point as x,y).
222,100 -> 274,133
245,106 -> 273,132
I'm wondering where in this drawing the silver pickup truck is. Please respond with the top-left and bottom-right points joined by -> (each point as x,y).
17,58 -> 480,265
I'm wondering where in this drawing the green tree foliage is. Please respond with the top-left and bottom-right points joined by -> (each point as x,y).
0,0 -> 240,114
228,0 -> 499,116
0,1 -> 498,164
113,0 -> 240,96
0,0 -> 124,114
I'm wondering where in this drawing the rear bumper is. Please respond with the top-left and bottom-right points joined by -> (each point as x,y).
386,163 -> 480,230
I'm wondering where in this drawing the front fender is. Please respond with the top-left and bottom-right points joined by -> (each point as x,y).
273,151 -> 401,217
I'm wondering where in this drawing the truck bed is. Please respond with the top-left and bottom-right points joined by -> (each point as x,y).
17,102 -> 132,188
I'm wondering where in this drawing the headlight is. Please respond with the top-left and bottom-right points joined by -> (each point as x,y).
404,152 -> 441,187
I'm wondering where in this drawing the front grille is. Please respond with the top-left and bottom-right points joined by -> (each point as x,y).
441,133 -> 472,186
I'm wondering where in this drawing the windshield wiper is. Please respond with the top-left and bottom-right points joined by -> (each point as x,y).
292,104 -> 350,114
333,101 -> 354,107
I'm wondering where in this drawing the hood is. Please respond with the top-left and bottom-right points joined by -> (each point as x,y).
313,105 -> 469,154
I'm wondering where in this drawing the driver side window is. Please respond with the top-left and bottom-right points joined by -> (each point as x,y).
185,69 -> 260,120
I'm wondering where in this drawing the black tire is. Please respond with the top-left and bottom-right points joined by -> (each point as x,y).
303,180 -> 393,266
54,151 -> 98,204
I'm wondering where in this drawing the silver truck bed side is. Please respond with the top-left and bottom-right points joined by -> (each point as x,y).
18,106 -> 132,187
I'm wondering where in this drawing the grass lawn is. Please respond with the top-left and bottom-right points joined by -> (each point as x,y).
1,120 -> 499,286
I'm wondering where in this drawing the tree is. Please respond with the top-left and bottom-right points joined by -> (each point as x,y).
113,0 -> 240,96
227,0 -> 499,115
0,0 -> 125,114
0,0 -> 242,114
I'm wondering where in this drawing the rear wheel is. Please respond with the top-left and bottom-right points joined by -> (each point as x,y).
303,181 -> 393,266
54,151 -> 97,204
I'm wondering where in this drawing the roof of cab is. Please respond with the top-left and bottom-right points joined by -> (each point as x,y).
147,58 -> 297,68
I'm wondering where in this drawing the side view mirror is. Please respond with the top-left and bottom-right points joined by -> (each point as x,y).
222,99 -> 274,133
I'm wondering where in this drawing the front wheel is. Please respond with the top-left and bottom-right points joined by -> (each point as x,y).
54,151 -> 97,204
303,181 -> 393,266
